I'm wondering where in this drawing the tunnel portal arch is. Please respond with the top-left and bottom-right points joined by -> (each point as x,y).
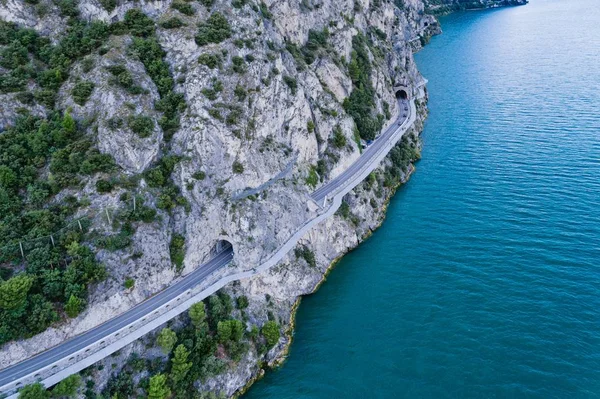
395,87 -> 409,100
211,239 -> 233,256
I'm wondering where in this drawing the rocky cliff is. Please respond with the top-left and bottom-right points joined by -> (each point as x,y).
423,0 -> 527,15
0,0 -> 445,396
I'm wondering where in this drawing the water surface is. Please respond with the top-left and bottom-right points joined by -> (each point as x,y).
246,1 -> 600,397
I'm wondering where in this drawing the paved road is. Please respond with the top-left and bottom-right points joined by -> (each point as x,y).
311,99 -> 410,203
0,247 -> 233,388
0,98 -> 412,392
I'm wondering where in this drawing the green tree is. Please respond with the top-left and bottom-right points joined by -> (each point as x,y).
216,319 -> 244,343
216,320 -> 232,343
332,125 -> 346,148
195,13 -> 232,46
124,9 -> 155,37
0,165 -> 17,189
18,383 -> 49,399
230,319 -> 244,342
62,111 -> 76,136
262,321 -> 280,348
71,81 -> 95,105
64,294 -> 83,318
169,234 -> 185,270
51,374 -> 81,398
147,374 -> 170,399
170,344 -> 192,384
189,302 -> 206,328
0,274 -> 34,310
236,296 -> 249,309
157,327 -> 177,354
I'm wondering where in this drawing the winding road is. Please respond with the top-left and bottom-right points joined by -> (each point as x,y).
311,99 -> 410,203
0,248 -> 234,389
0,98 -> 414,396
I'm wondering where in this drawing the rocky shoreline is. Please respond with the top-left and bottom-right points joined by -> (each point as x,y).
0,0 -> 526,396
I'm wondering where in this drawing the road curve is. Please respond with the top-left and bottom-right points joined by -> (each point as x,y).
0,98 -> 414,396
0,247 -> 233,388
311,99 -> 410,203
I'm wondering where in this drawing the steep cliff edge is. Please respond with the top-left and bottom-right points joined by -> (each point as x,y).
0,0 -> 520,396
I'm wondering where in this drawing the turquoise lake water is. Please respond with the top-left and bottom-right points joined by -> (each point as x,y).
245,1 -> 600,397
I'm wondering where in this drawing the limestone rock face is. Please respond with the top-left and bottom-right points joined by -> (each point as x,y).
0,0 -> 437,392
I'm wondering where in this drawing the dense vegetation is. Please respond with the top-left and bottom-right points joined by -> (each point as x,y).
97,293 -> 280,399
0,6 -> 191,344
0,16 -> 127,344
382,133 -> 421,187
343,33 -> 384,141
195,13 -> 232,46
0,112 -> 110,344
17,374 -> 81,399
0,19 -> 109,104
125,9 -> 187,141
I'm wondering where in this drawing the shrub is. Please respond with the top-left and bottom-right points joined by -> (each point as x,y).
157,328 -> 177,354
283,75 -> 297,94
305,166 -> 318,188
294,245 -> 316,267
226,108 -> 241,125
106,117 -> 123,130
34,90 -> 56,108
160,17 -> 186,29
343,34 -> 381,141
106,65 -> 145,94
65,294 -> 83,318
15,91 -> 34,105
195,13 -> 232,46
208,108 -> 223,121
233,85 -> 246,101
55,0 -> 80,17
192,170 -> 206,180
124,278 -> 135,289
232,161 -> 244,174
232,0 -> 248,8
95,179 -> 113,193
231,56 -> 246,74
261,321 -> 280,348
171,1 -> 195,15
72,81 -> 94,105
99,0 -> 116,12
130,36 -> 186,141
97,228 -> 133,251
337,199 -> 351,217
198,53 -> 221,69
201,79 -> 223,100
199,0 -> 215,7
81,56 -> 95,72
169,234 -> 185,270
128,115 -> 154,138
15,383 -> 48,399
332,125 -> 346,148
259,1 -> 272,19
124,9 -> 155,37
236,295 -> 249,309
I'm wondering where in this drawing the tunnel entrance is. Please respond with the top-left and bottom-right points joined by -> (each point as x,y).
211,239 -> 232,256
395,89 -> 408,100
